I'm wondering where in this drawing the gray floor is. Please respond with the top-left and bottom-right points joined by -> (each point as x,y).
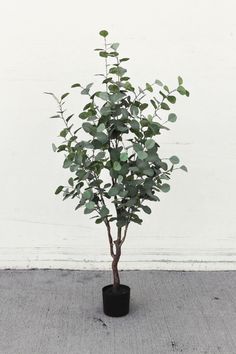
0,270 -> 236,354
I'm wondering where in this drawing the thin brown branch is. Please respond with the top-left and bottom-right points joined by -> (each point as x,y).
105,218 -> 114,258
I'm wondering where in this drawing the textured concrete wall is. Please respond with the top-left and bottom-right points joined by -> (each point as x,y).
0,0 -> 235,269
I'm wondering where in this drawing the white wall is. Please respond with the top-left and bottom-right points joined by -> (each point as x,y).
0,0 -> 235,270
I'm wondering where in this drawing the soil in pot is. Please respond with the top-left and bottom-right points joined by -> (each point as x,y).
102,284 -> 130,317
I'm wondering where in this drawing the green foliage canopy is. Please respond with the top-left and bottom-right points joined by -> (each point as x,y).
47,30 -> 189,229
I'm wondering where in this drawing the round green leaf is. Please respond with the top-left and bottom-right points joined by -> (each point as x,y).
169,155 -> 180,164
99,30 -> 108,38
160,183 -> 170,193
117,175 -> 123,183
95,151 -> 106,160
146,83 -> 153,92
113,161 -> 121,171
168,113 -> 177,122
120,152 -> 128,161
96,92 -> 109,101
97,123 -> 105,132
161,102 -> 170,110
130,119 -> 139,130
83,190 -> 93,200
155,79 -> 163,86
111,42 -> 119,50
180,165 -> 188,172
137,151 -> 148,160
108,186 -> 119,196
82,122 -> 93,133
100,205 -> 109,217
145,139 -> 155,150
86,201 -> 96,210
177,86 -> 186,95
167,95 -> 176,104
97,132 -> 108,144
143,169 -> 154,177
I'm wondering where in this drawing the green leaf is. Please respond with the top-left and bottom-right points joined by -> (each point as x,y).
61,93 -> 69,100
100,105 -> 111,116
84,207 -> 94,214
99,51 -> 108,58
177,86 -> 186,95
120,152 -> 128,161
117,67 -> 127,77
178,76 -> 183,85
108,186 -> 119,196
83,190 -> 93,200
86,201 -> 96,210
145,139 -> 155,150
97,123 -> 105,132
60,128 -> 68,138
52,143 -> 57,152
111,42 -> 119,50
155,79 -> 163,86
113,161 -> 121,171
110,92 -> 126,103
119,190 -> 128,198
68,177 -> 74,187
82,122 -> 94,133
160,183 -> 170,193
180,165 -> 188,172
71,83 -> 81,88
55,186 -> 63,195
146,83 -> 153,92
143,169 -> 154,177
140,103 -> 149,111
131,105 -> 139,116
137,151 -> 148,160
133,143 -> 143,152
116,217 -> 127,227
167,96 -> 176,104
124,82 -> 134,91
96,92 -> 109,101
100,205 -> 109,217
142,205 -> 152,214
120,58 -> 130,62
130,119 -> 139,130
99,30 -> 108,37
97,132 -> 108,144
150,99 -> 157,109
95,218 -> 103,224
117,175 -> 123,183
95,151 -> 106,160
50,115 -> 61,119
168,113 -> 177,122
66,114 -> 74,123
169,155 -> 180,164
63,157 -> 72,169
163,85 -> 169,93
161,102 -> 170,110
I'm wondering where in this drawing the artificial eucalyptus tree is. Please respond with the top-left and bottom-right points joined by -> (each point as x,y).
46,30 -> 189,290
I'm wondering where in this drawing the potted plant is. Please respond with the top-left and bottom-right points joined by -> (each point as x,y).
45,30 -> 189,317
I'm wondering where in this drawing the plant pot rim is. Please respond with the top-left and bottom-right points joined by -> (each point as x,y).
102,284 -> 130,291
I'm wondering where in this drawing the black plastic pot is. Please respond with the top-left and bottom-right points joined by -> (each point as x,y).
102,284 -> 130,317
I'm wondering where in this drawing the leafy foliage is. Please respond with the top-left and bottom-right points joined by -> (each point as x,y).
46,30 -> 189,231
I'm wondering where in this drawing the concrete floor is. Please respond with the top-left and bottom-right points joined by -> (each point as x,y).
0,270 -> 236,354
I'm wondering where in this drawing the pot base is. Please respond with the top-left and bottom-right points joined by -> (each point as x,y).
102,284 -> 130,317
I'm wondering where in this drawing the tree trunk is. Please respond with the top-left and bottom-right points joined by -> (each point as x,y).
112,250 -> 121,290
112,227 -> 122,291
